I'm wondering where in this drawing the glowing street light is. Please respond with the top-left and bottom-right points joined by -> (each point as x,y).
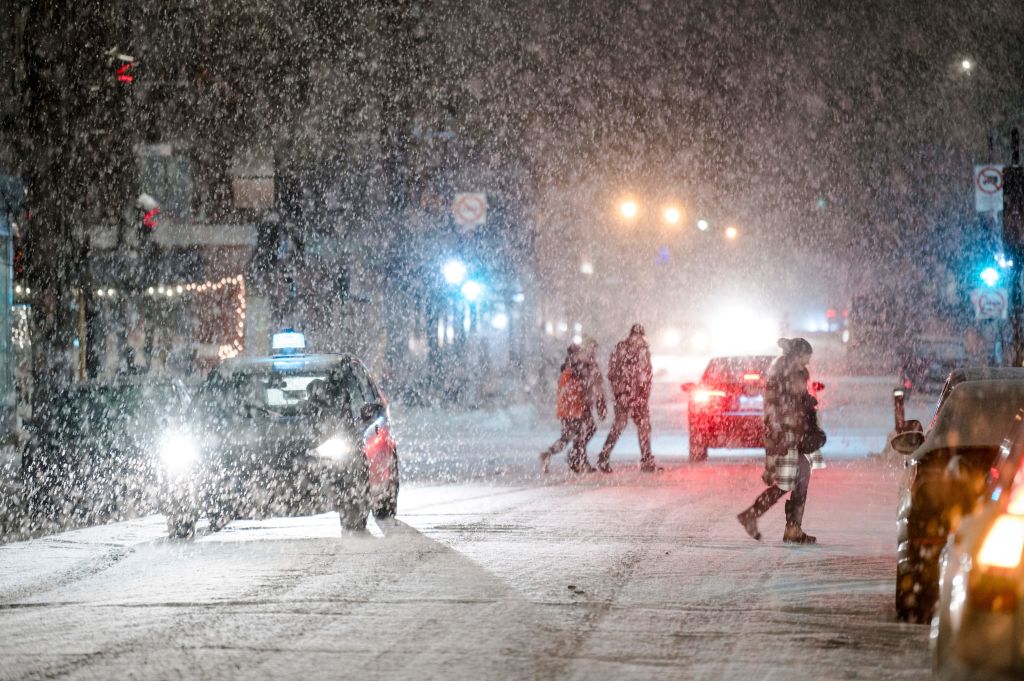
981,267 -> 1000,287
960,58 -> 974,73
663,206 -> 681,225
696,219 -> 710,231
461,280 -> 483,302
725,225 -> 739,240
619,200 -> 639,219
580,260 -> 595,275
442,259 -> 467,285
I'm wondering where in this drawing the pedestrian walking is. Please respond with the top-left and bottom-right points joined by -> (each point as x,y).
736,337 -> 826,544
597,323 -> 660,473
539,341 -> 606,474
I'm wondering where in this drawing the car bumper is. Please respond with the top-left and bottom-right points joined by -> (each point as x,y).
689,412 -> 765,447
159,451 -> 363,518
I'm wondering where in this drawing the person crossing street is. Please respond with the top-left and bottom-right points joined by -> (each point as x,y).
597,324 -> 660,473
539,341 -> 606,473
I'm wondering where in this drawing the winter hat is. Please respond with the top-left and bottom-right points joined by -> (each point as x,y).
630,323 -> 645,336
778,337 -> 813,356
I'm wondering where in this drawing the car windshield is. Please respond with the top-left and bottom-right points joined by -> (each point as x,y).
923,381 -> 1024,455
195,366 -> 357,420
702,357 -> 772,385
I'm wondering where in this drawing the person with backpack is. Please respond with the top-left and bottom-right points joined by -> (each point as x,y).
597,323 -> 660,473
539,342 -> 606,474
736,337 -> 825,544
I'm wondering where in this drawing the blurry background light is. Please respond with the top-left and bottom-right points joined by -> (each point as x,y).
443,259 -> 467,285
461,280 -> 483,301
696,219 -> 710,231
619,200 -> 639,219
663,206 -> 681,224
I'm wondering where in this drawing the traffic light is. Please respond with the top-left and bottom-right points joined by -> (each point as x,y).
136,193 -> 159,235
106,48 -> 136,86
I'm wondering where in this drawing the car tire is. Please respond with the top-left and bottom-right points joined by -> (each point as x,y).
689,431 -> 709,462
373,451 -> 400,520
338,460 -> 370,531
895,564 -> 930,623
166,511 -> 198,539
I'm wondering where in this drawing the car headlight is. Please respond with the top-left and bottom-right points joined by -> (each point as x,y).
315,437 -> 354,461
159,431 -> 198,475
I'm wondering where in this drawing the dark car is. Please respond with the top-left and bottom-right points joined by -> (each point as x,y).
21,378 -> 192,520
932,408 -> 1024,680
157,338 -> 399,538
890,379 -> 1024,623
683,356 -> 774,462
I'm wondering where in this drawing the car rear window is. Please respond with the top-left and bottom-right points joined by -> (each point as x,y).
702,357 -> 772,384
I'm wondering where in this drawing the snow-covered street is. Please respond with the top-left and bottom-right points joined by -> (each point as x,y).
0,377 -> 936,680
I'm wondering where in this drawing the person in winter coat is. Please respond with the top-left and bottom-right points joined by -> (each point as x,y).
597,323 -> 660,473
539,342 -> 606,473
736,337 -> 825,544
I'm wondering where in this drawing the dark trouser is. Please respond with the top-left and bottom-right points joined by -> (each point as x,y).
542,414 -> 597,470
745,452 -> 811,526
598,399 -> 653,465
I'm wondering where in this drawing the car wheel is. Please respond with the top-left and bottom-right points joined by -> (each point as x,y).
895,564 -> 930,623
689,431 -> 709,462
373,451 -> 400,520
338,461 -> 370,531
166,511 -> 198,539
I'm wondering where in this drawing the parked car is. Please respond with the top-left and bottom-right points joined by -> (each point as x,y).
890,379 -> 1024,623
157,331 -> 399,538
932,408 -> 1024,680
684,355 -> 822,462
21,377 -> 191,520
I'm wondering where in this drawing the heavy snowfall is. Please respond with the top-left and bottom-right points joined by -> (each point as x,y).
3,2 -> 1024,680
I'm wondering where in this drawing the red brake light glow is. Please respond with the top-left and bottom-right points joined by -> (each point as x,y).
693,388 -> 727,403
743,373 -> 761,381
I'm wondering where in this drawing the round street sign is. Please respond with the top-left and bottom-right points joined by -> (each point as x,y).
975,165 -> 1004,195
452,193 -> 487,229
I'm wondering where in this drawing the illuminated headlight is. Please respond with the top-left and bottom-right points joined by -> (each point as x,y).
315,437 -> 354,461
159,431 -> 199,475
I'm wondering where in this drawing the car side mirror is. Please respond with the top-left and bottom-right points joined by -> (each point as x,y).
890,430 -> 925,455
360,401 -> 384,423
681,382 -> 695,392
899,419 -> 923,435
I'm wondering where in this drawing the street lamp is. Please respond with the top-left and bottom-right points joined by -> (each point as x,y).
725,225 -> 739,240
461,280 -> 483,302
442,259 -> 467,285
960,58 -> 974,73
663,206 -> 682,225
696,219 -> 710,231
580,260 -> 594,275
619,200 -> 639,220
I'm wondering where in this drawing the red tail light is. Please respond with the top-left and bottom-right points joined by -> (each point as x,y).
692,388 -> 727,404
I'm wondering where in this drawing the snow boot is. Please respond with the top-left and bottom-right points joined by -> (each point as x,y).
783,523 -> 816,544
597,462 -> 613,473
737,509 -> 762,541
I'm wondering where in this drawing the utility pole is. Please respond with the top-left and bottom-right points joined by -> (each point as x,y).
1003,128 -> 1024,365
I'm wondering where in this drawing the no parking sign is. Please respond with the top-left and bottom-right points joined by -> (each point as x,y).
452,193 -> 487,230
975,164 -> 1004,213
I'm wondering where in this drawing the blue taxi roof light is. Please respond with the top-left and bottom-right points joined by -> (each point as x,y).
273,329 -> 306,353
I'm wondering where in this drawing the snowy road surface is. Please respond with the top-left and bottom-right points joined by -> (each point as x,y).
0,377 -> 936,680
